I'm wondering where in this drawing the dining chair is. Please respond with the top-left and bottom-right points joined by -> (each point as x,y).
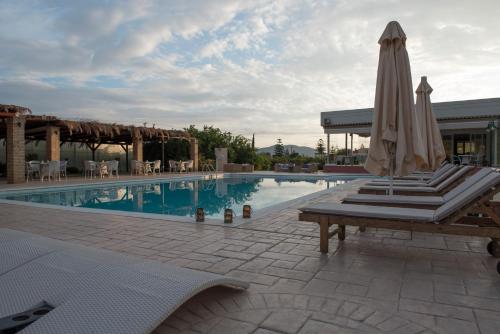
168,160 -> 177,173
84,160 -> 97,178
153,160 -> 161,175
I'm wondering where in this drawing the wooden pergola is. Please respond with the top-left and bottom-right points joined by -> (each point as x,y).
0,104 -> 198,183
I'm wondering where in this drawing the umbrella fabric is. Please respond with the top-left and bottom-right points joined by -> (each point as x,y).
365,21 -> 426,176
414,76 -> 446,170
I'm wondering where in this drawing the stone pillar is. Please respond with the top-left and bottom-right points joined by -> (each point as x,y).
6,116 -> 26,184
190,138 -> 199,171
133,136 -> 143,161
215,148 -> 228,172
46,126 -> 60,161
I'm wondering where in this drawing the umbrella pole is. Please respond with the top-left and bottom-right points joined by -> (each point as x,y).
389,153 -> 394,195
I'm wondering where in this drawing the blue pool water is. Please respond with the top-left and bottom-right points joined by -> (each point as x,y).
0,176 -> 356,219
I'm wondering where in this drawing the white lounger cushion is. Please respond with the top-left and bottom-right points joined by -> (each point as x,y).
301,171 -> 500,224
0,229 -> 248,334
435,172 -> 500,221
443,167 -> 493,201
300,203 -> 435,222
360,166 -> 472,193
367,165 -> 458,187
344,167 -> 489,206
370,163 -> 452,185
344,194 -> 444,205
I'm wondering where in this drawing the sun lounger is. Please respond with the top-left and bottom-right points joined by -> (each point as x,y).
298,173 -> 500,274
392,162 -> 452,181
0,229 -> 248,334
367,164 -> 458,187
358,165 -> 474,195
347,166 -> 485,208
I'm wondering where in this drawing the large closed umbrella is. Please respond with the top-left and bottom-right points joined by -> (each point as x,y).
414,76 -> 446,170
365,21 -> 426,188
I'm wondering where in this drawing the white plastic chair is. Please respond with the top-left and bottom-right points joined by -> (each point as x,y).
98,161 -> 108,178
131,160 -> 144,175
168,160 -> 178,173
84,160 -> 97,178
184,160 -> 193,172
41,161 -> 60,182
108,160 -> 119,177
26,161 -> 40,182
153,160 -> 161,175
59,160 -> 68,180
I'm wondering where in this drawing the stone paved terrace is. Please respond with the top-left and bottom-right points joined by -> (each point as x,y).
0,174 -> 499,334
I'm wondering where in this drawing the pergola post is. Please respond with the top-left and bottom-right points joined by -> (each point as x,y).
133,136 -> 143,161
46,126 -> 60,161
326,134 -> 330,163
6,116 -> 26,184
190,138 -> 199,171
161,135 -> 165,172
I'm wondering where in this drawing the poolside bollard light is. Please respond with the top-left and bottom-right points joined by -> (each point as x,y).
224,209 -> 234,224
243,205 -> 251,218
196,208 -> 205,222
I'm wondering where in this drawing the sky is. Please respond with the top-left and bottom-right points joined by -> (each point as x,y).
1,0 -> 500,149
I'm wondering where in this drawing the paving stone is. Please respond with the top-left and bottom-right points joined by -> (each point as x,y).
225,309 -> 270,325
206,258 -> 245,274
253,329 -> 283,334
349,305 -> 375,321
337,301 -> 359,317
206,318 -> 256,334
261,251 -> 304,263
336,282 -> 368,297
399,298 -> 474,321
475,309 -> 500,334
261,310 -> 311,334
228,270 -> 279,286
376,316 -> 409,331
316,270 -> 371,286
366,278 -> 401,301
401,278 -> 434,301
304,279 -> 339,295
297,320 -> 344,334
262,266 -> 315,281
238,258 -> 274,272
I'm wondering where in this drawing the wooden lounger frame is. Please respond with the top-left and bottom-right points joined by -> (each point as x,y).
299,186 -> 500,254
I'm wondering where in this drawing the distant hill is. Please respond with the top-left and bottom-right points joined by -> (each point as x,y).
257,145 -> 316,157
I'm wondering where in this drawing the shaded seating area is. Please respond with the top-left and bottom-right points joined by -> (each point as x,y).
0,104 -> 199,183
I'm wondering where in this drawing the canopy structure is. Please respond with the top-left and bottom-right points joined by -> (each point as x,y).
0,105 -> 198,183
0,109 -> 191,145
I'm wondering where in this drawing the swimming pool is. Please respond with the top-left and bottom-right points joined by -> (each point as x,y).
0,175 -> 362,221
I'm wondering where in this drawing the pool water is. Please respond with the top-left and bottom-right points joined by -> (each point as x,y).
0,176 -> 354,219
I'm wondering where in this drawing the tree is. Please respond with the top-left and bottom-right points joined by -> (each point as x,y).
251,133 -> 255,150
274,138 -> 285,157
185,125 -> 255,164
316,138 -> 326,156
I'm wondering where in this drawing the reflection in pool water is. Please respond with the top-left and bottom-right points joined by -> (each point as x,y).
0,177 -> 350,219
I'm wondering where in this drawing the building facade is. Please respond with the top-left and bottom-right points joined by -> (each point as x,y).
321,98 -> 500,166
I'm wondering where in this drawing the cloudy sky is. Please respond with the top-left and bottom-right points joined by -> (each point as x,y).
1,0 -> 500,148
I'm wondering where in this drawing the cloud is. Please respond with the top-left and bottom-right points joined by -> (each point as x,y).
0,0 -> 500,148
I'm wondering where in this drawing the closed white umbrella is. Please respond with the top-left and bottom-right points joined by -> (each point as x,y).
365,21 -> 425,193
414,76 -> 446,171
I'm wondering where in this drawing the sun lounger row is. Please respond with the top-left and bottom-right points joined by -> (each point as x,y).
298,166 -> 500,274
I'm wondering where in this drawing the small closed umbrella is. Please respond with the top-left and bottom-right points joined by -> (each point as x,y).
365,21 -> 426,193
414,76 -> 446,171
